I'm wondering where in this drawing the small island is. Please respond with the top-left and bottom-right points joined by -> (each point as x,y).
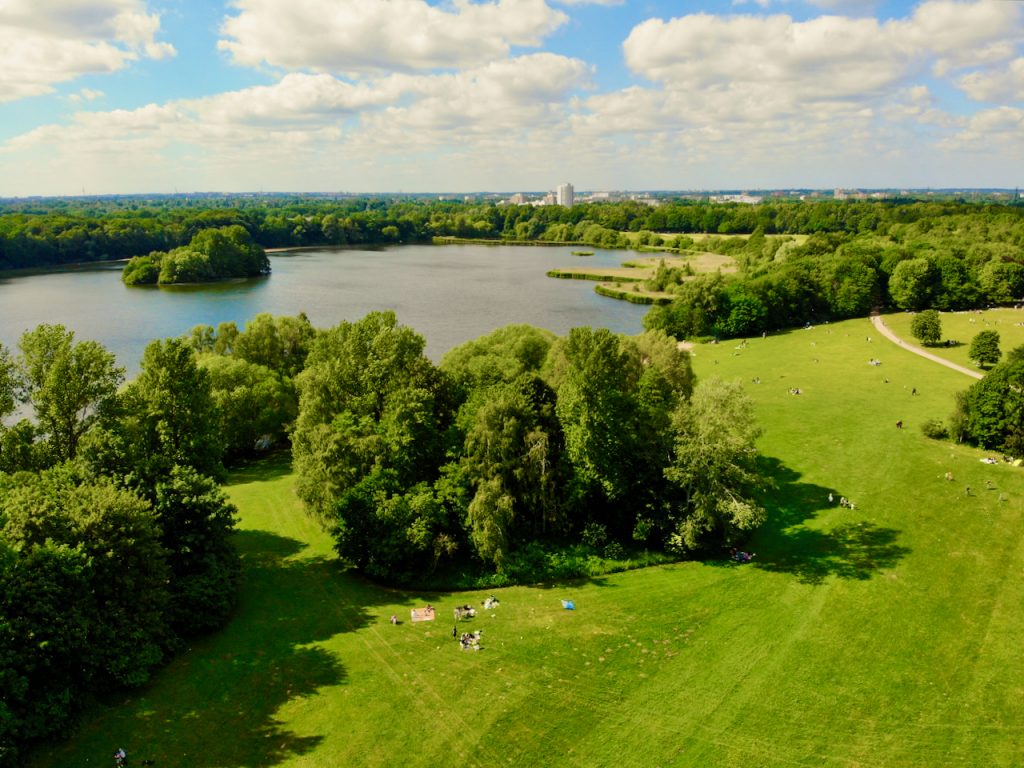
571,250 -> 595,256
122,225 -> 270,286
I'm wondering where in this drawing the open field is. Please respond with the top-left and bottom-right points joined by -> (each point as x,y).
548,252 -> 736,305
28,317 -> 1024,768
882,308 -> 1024,370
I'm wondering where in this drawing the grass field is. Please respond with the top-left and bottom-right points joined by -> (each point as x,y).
548,252 -> 736,305
882,308 -> 1024,370
28,318 -> 1024,767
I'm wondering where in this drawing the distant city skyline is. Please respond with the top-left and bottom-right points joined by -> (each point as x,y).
0,0 -> 1022,197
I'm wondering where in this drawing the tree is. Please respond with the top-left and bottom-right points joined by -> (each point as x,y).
552,328 -> 642,504
664,378 -> 765,552
0,344 -> 15,421
293,312 -> 450,523
969,330 -> 1001,368
953,345 -> 1024,455
1,471 -> 171,688
910,309 -> 942,346
152,466 -> 239,635
128,338 -> 224,479
199,356 -> 296,459
888,258 -> 935,310
16,325 -> 123,461
230,313 -> 315,378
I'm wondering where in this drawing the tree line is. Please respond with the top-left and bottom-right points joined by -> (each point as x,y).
644,211 -> 1024,340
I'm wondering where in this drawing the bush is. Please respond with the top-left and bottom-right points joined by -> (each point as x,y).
581,522 -> 608,549
603,541 -> 627,560
920,418 -> 949,440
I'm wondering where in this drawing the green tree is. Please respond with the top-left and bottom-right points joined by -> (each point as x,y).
954,346 -> 1024,454
978,259 -> 1024,304
152,466 -> 239,635
293,312 -> 450,524
0,344 -> 17,421
664,378 -> 765,552
968,329 -> 1001,368
129,338 -> 224,479
231,313 -> 316,378
910,309 -> 942,346
200,355 -> 296,459
1,471 -> 171,687
16,325 -> 123,461
888,258 -> 936,310
552,328 -> 642,503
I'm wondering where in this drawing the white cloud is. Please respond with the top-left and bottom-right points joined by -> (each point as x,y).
68,87 -> 105,103
218,0 -> 567,74
553,0 -> 622,5
940,106 -> 1024,155
4,53 -> 590,155
0,0 -> 174,103
957,57 -> 1024,102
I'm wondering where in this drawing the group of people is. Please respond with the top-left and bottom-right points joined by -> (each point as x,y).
457,630 -> 482,650
788,387 -> 803,395
868,358 -> 882,366
730,548 -> 755,563
454,604 -> 476,620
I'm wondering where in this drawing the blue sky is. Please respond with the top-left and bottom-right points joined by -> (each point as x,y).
0,0 -> 1021,195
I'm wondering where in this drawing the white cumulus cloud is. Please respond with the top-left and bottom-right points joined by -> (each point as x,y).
0,0 -> 175,104
956,57 -> 1024,102
218,0 -> 568,74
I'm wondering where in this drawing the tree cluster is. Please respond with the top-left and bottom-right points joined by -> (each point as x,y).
645,212 -> 1024,340
952,344 -> 1024,456
291,313 -> 766,584
122,225 -> 269,285
0,328 -> 239,765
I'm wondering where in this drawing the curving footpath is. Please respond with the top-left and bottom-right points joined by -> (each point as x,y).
870,313 -> 983,380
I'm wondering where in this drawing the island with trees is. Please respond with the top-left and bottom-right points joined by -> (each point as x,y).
121,224 -> 269,285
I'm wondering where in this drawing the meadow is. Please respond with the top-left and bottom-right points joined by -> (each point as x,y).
548,252 -> 736,305
28,317 -> 1024,767
882,308 -> 1024,370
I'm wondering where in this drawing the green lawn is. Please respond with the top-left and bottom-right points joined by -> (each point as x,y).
882,307 -> 1024,370
29,318 -> 1024,767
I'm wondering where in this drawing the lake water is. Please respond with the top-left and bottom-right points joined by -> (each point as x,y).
0,244 -> 648,373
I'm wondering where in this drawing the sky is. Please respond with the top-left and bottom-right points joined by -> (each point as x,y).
0,0 -> 1021,195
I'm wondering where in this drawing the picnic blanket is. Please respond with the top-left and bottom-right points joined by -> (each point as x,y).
410,607 -> 436,622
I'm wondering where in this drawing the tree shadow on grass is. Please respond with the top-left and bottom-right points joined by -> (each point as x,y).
224,452 -> 293,486
741,457 -> 911,585
36,530 -> 374,768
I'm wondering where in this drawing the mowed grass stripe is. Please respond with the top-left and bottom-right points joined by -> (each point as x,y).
27,316 -> 1024,768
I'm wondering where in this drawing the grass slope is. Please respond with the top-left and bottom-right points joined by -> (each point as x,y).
28,318 -> 1024,768
882,308 -> 1024,370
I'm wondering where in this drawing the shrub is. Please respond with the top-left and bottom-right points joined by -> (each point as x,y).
920,418 -> 949,440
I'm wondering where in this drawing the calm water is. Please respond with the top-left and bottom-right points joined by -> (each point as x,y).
0,244 -> 648,373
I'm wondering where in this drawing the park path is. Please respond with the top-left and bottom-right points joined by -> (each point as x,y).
870,313 -> 983,380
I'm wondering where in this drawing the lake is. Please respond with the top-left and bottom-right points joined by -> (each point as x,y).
0,244 -> 648,373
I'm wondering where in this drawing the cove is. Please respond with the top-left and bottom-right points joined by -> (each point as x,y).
0,244 -> 647,373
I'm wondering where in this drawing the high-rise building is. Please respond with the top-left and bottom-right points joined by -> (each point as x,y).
556,182 -> 574,207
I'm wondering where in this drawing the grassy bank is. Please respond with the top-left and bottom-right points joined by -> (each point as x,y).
28,317 -> 1024,767
882,308 -> 1024,370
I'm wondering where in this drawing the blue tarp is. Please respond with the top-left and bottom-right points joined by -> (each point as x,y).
561,600 -> 575,610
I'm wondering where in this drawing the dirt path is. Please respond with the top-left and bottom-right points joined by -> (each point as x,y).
870,313 -> 983,380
